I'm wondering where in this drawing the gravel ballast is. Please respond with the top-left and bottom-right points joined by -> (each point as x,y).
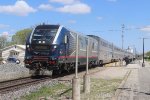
0,79 -> 59,100
0,63 -> 30,82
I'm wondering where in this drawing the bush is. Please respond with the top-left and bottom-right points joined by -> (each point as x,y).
0,57 -> 3,61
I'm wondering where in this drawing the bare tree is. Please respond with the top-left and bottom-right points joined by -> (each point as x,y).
0,35 -> 7,49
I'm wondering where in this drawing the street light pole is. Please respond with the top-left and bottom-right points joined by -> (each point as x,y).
141,37 -> 149,67
142,38 -> 145,67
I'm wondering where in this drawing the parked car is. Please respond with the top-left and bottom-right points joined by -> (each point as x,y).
7,57 -> 20,64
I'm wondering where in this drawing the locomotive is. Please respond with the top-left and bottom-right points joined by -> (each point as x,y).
24,24 -> 133,76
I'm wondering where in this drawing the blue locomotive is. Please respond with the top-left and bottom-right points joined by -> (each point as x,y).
24,24 -> 133,76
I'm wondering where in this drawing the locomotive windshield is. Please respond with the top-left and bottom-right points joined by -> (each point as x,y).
32,29 -> 58,40
31,25 -> 59,41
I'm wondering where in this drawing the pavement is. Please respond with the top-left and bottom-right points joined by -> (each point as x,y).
117,60 -> 150,100
90,67 -> 128,80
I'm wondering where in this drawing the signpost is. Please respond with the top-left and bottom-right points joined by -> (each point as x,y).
72,34 -> 80,100
83,38 -> 90,94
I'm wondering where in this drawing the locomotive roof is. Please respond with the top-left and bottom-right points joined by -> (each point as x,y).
35,24 -> 60,29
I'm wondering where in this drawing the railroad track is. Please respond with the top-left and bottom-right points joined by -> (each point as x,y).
0,76 -> 51,94
0,65 -> 107,94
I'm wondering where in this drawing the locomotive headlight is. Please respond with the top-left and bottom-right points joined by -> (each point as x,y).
39,41 -> 41,43
43,41 -> 45,43
27,45 -> 29,48
54,45 -> 57,48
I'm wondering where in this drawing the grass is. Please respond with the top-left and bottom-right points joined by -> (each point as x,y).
20,82 -> 72,100
81,78 -> 122,100
145,59 -> 150,61
21,78 -> 122,100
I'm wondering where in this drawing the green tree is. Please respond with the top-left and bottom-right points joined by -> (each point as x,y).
146,51 -> 150,58
12,28 -> 32,44
5,41 -> 16,47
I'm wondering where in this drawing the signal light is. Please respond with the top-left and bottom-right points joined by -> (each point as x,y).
25,60 -> 32,64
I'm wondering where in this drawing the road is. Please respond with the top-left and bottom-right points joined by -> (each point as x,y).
117,61 -> 150,100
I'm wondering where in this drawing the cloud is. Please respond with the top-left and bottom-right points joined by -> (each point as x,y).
97,16 -> 103,20
140,26 -> 150,32
68,20 -> 76,24
49,0 -> 79,4
0,1 -> 36,16
39,4 -> 53,11
41,0 -> 91,15
0,24 -> 10,29
57,3 -> 91,14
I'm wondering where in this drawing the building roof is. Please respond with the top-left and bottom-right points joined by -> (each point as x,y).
17,45 -> 26,49
9,49 -> 20,52
0,45 -> 26,52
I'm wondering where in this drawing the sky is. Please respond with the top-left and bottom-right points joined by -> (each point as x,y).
0,0 -> 150,53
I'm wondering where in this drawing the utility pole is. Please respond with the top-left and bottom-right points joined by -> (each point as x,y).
121,24 -> 125,66
122,24 -> 125,50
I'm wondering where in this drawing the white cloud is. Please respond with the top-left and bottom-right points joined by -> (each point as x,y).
57,3 -> 91,14
140,26 -> 150,32
39,4 -> 53,11
97,16 -> 103,20
49,0 -> 78,4
0,24 -> 9,29
0,1 -> 36,16
68,20 -> 76,24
